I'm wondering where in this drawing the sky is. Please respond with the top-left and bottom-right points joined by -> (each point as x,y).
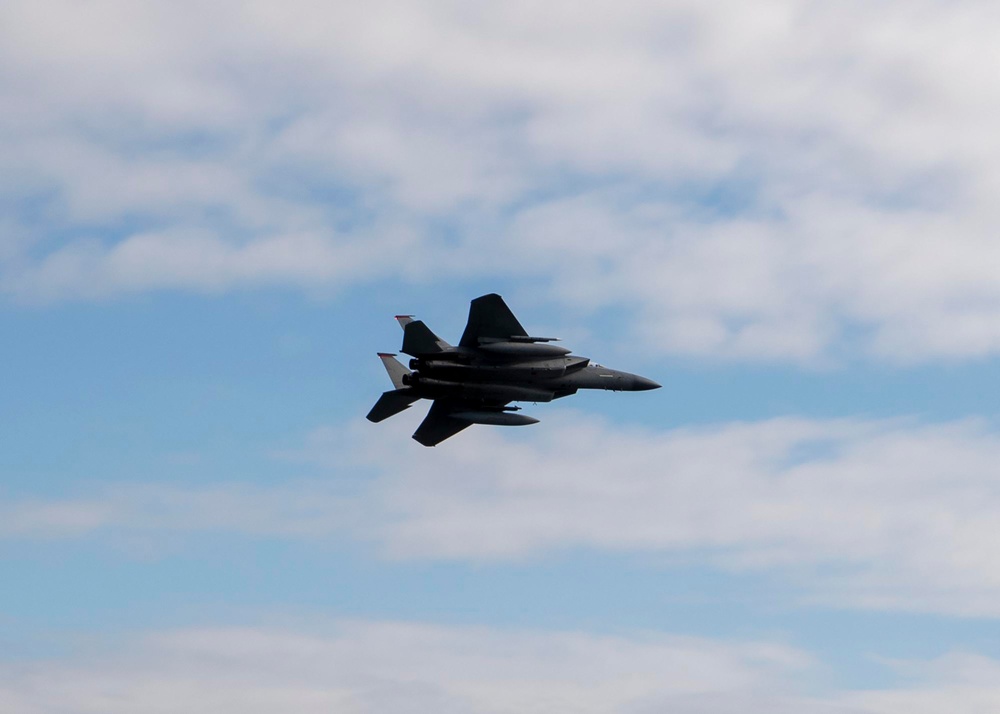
4,0 -> 1000,711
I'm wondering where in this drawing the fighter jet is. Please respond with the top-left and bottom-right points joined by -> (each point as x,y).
367,293 -> 660,446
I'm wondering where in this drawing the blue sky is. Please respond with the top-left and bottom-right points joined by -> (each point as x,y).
5,1 -> 1000,711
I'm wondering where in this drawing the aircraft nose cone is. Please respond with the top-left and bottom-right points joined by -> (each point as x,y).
632,376 -> 661,391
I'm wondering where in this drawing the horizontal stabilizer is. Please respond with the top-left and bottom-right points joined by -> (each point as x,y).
367,389 -> 420,423
402,320 -> 452,357
378,353 -> 411,390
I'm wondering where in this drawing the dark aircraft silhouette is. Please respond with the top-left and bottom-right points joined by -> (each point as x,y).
367,293 -> 660,446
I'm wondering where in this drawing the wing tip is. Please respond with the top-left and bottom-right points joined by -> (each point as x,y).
411,433 -> 435,447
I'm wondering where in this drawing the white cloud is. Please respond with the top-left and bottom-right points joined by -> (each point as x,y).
0,620 -> 831,714
8,415 -> 1000,616
0,499 -> 110,538
5,0 -> 1000,359
358,413 -> 1000,616
4,619 -> 1000,714
8,228 -> 410,300
0,481 -> 361,541
846,653 -> 1000,714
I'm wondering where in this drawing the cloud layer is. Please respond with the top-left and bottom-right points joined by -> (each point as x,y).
358,414 -> 1000,616
4,0 -> 1000,360
3,619 -> 1000,714
7,414 -> 1000,616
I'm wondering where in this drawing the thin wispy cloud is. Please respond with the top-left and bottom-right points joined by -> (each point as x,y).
2,619 -> 1000,714
357,413 -> 1000,616
7,414 -> 1000,616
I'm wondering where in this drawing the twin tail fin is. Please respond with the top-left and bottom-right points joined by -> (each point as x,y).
366,354 -> 419,423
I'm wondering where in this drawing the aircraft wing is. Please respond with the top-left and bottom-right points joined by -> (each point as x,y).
459,293 -> 528,348
412,401 -> 474,446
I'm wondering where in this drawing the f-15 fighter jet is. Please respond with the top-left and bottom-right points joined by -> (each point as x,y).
367,294 -> 660,446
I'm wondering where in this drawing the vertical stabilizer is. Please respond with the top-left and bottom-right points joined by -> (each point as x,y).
378,353 -> 410,390
459,293 -> 528,347
401,320 -> 453,356
368,354 -> 420,423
